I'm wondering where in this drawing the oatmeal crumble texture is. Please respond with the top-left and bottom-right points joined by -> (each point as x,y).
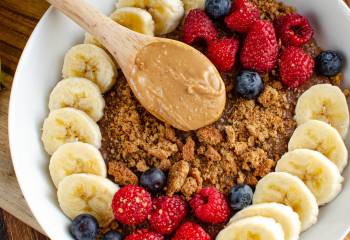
95,0 -> 342,237
100,72 -> 297,195
108,161 -> 138,186
166,160 -> 190,196
98,0 -> 330,202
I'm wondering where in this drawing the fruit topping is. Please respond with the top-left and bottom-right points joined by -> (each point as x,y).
275,13 -> 314,47
189,187 -> 230,224
62,44 -> 117,93
206,37 -> 239,72
172,222 -> 210,240
235,70 -> 264,99
205,0 -> 232,19
229,203 -> 301,240
58,174 -> 118,227
49,142 -> 106,188
183,9 -> 218,45
48,77 -> 105,122
216,216 -> 284,240
149,196 -> 188,235
288,120 -> 348,173
102,230 -> 124,240
69,214 -> 99,240
112,185 -> 152,225
240,20 -> 278,73
110,7 -> 155,36
125,229 -> 164,240
225,0 -> 260,33
140,168 -> 166,193
279,46 -> 314,88
42,108 -> 102,155
253,172 -> 319,231
315,50 -> 343,77
228,184 -> 254,211
295,84 -> 349,139
116,0 -> 184,35
182,0 -> 205,14
275,149 -> 343,206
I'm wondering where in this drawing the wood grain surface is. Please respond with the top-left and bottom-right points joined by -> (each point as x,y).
0,0 -> 350,240
0,1 -> 50,239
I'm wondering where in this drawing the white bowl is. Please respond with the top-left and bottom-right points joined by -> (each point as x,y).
8,0 -> 350,239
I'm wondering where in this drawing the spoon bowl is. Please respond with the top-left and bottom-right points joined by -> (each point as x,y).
47,0 -> 226,131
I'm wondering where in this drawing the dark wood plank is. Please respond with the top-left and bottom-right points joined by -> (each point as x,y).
0,0 -> 49,20
2,210 -> 47,240
0,0 -> 50,239
0,210 -> 9,240
0,1 -> 49,75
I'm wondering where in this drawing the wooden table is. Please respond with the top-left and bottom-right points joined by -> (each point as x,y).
0,1 -> 50,239
1,0 -> 350,239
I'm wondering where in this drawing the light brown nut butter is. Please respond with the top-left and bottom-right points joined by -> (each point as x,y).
130,40 -> 226,131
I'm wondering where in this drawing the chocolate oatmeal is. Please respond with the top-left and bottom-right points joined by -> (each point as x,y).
99,38 -> 329,196
97,0 -> 336,237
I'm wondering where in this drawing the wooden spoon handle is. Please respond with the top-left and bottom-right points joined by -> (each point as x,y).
46,0 -> 119,37
46,0 -> 146,67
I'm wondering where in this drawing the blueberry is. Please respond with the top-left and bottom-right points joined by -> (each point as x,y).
140,168 -> 166,193
316,50 -> 343,77
235,70 -> 264,99
228,184 -> 253,211
205,0 -> 232,19
102,230 -> 123,240
69,214 -> 99,240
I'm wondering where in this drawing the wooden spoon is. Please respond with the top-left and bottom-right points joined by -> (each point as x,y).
46,0 -> 226,131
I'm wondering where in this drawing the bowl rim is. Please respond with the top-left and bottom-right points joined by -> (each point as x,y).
8,6 -> 55,237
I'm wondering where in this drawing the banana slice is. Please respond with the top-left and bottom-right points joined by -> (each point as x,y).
276,149 -> 343,206
117,0 -> 184,35
229,203 -> 300,240
110,7 -> 155,36
182,0 -> 205,13
83,34 -> 120,70
62,44 -> 117,93
48,78 -> 105,122
253,172 -> 318,231
288,120 -> 348,172
84,33 -> 104,49
84,7 -> 155,50
42,108 -> 102,155
217,216 -> 284,240
57,173 -> 119,227
295,84 -> 349,139
49,142 -> 107,187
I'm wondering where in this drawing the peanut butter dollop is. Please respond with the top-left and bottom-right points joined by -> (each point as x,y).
129,40 -> 226,131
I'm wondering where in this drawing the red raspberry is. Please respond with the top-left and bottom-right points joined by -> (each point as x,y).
225,0 -> 260,33
279,46 -> 315,88
149,196 -> 188,235
183,9 -> 218,45
189,187 -> 230,224
275,13 -> 314,47
112,185 -> 152,226
240,20 -> 278,73
206,37 -> 239,72
172,222 -> 210,240
125,229 -> 164,240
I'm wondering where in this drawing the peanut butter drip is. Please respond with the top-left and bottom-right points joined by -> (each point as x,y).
129,40 -> 226,131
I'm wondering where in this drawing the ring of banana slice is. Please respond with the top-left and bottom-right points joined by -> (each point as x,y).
40,0 -> 350,235
116,0 -> 184,35
41,0 -> 188,228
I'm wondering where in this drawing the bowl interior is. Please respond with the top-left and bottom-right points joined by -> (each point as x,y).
8,0 -> 350,239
